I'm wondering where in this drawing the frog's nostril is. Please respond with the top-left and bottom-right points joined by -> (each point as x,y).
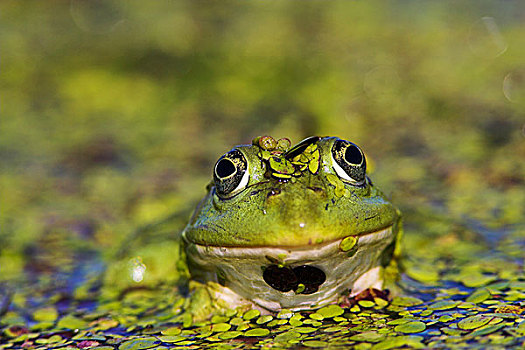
263,264 -> 326,294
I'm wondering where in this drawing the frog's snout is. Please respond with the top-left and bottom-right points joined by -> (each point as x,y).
265,181 -> 327,204
262,264 -> 326,295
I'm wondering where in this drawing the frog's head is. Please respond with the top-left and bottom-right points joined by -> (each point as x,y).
182,136 -> 400,311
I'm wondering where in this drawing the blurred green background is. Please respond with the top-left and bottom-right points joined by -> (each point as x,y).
1,1 -> 524,285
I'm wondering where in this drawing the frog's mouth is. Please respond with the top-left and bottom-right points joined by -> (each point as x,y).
184,225 -> 395,312
262,264 -> 326,295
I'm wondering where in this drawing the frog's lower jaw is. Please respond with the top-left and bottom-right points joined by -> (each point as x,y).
184,226 -> 395,312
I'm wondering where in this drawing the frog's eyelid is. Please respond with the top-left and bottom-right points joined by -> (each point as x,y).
283,136 -> 320,159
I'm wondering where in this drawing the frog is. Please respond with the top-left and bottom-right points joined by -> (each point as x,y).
181,135 -> 402,318
101,136 -> 401,320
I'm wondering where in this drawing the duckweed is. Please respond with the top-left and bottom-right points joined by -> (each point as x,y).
394,321 -> 426,333
457,315 -> 492,330
317,305 -> 344,318
358,300 -> 376,308
32,308 -> 58,323
119,339 -> 158,350
255,315 -> 273,325
242,310 -> 260,320
218,331 -> 242,340
244,328 -> 270,337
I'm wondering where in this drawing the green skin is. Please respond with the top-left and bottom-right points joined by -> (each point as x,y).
185,140 -> 397,246
181,136 -> 402,319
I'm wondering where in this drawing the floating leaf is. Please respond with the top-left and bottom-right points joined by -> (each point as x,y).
57,315 -> 88,330
317,305 -> 344,318
303,340 -> 328,348
269,157 -> 296,175
307,149 -> 320,174
391,297 -> 423,307
277,309 -> 293,319
387,318 -> 412,326
466,288 -> 491,303
119,339 -> 157,350
322,326 -> 345,333
394,321 -> 426,333
461,274 -> 496,288
157,336 -> 185,343
4,325 -> 29,338
438,315 -> 454,323
244,328 -> 270,337
256,315 -> 273,324
96,319 -> 119,331
218,331 -> 242,340
358,300 -> 375,308
349,331 -> 386,342
211,315 -> 229,324
274,331 -> 301,342
33,307 -> 58,322
295,327 -> 317,334
160,327 -> 181,336
457,315 -> 492,330
441,327 -> 465,336
419,310 -> 432,316
309,313 -> 323,320
427,300 -> 460,310
211,323 -> 231,332
469,324 -> 505,337
372,335 -> 425,350
242,309 -> 260,320
406,266 -> 439,283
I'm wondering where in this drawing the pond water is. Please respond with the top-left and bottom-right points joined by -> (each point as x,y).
1,1 -> 525,349
2,203 -> 524,349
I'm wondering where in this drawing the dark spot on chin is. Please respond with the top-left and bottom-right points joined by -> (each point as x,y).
263,265 -> 297,292
262,264 -> 326,294
292,265 -> 326,294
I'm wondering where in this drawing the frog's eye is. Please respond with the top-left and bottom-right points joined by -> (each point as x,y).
331,139 -> 366,185
213,149 -> 249,198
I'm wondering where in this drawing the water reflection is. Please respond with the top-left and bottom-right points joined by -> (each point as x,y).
468,17 -> 507,58
130,257 -> 146,283
70,0 -> 126,34
503,70 -> 525,103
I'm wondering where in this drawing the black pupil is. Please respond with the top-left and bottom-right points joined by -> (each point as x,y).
344,145 -> 363,165
216,158 -> 236,178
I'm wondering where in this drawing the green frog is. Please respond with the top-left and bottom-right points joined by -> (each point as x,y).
103,136 -> 401,320
181,136 -> 402,317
